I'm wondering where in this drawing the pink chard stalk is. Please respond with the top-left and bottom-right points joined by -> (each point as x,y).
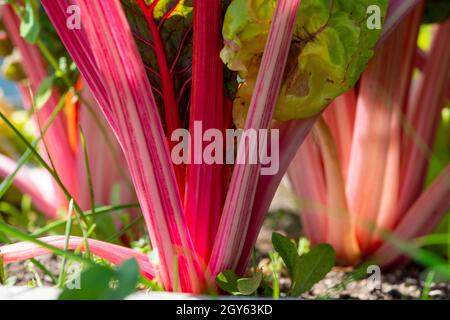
1,0 -> 425,294
15,0 -> 306,293
289,1 -> 450,266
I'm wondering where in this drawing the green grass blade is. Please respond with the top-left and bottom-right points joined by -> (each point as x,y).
383,231 -> 450,279
0,93 -> 66,199
0,108 -> 88,225
30,203 -> 140,237
421,270 -> 435,300
57,199 -> 74,287
0,148 -> 34,199
74,209 -> 91,260
29,257 -> 58,284
79,127 -> 96,224
0,202 -> 22,217
106,215 -> 143,242
0,221 -> 94,267
415,234 -> 450,246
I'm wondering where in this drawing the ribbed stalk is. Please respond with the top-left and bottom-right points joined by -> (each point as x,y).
322,90 -> 356,181
1,236 -> 155,279
236,118 -> 316,273
315,119 -> 360,264
289,133 -> 328,244
345,22 -> 409,252
50,0 -> 205,292
372,5 -> 423,248
382,0 -> 421,41
372,165 -> 450,267
185,0 -> 224,266
398,20 -> 450,217
209,0 -> 302,276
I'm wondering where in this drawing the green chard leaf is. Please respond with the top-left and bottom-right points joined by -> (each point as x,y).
121,0 -> 238,123
121,0 -> 193,123
222,0 -> 388,126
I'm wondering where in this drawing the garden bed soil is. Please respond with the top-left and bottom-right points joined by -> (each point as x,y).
4,255 -> 450,300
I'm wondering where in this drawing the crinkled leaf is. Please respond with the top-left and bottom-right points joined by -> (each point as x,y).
222,0 -> 388,125
221,0 -> 275,75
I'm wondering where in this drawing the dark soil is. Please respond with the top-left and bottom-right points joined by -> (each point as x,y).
255,210 -> 450,300
5,254 -> 450,299
5,255 -> 61,287
7,255 -> 450,300
302,265 -> 450,300
3,210 -> 450,299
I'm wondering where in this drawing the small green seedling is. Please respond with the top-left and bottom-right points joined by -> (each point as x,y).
216,232 -> 335,297
272,232 -> 335,296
